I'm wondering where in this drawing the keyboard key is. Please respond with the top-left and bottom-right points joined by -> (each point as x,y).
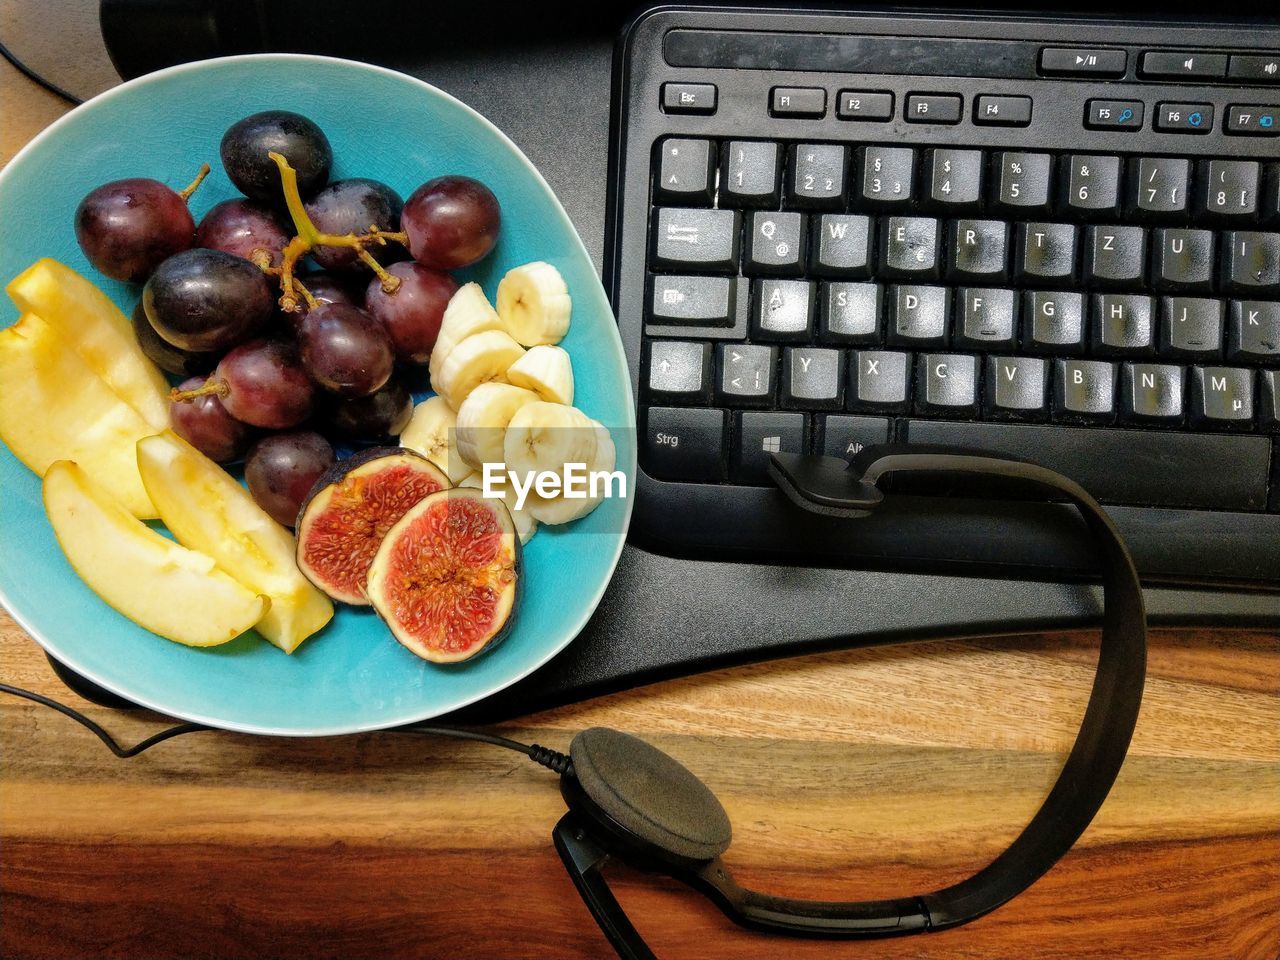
646,340 -> 711,403
1191,366 -> 1254,429
1061,155 -> 1122,217
923,149 -> 983,212
880,217 -> 940,278
1140,51 -> 1227,79
649,275 -> 736,327
655,138 -> 714,205
1154,102 -> 1214,134
821,415 -> 890,459
717,343 -> 777,407
955,288 -> 1017,349
1220,232 -> 1280,294
849,350 -> 911,412
1129,157 -> 1190,218
974,95 -> 1032,126
810,215 -> 872,278
1092,294 -> 1155,355
948,219 -> 1009,282
1229,55 -> 1280,84
1228,301 -> 1280,362
652,208 -> 740,272
905,420 -> 1270,509
1086,225 -> 1147,287
1200,160 -> 1260,220
906,93 -> 962,124
662,82 -> 717,115
1120,363 -> 1184,425
985,355 -> 1048,420
771,87 -> 826,118
1039,47 -> 1126,77
752,279 -> 815,341
1152,229 -> 1214,292
642,407 -> 725,482
722,141 -> 781,208
1266,165 -> 1280,226
782,347 -> 844,410
1054,359 -> 1117,423
1226,105 -> 1280,137
857,146 -> 915,209
1261,370 -> 1280,431
733,411 -> 806,484
1025,291 -> 1085,353
837,90 -> 894,120
888,285 -> 949,346
1161,298 -> 1224,358
916,354 -> 979,416
746,212 -> 806,275
819,282 -> 882,344
1085,99 -> 1144,131
1015,222 -> 1077,283
788,144 -> 847,209
992,152 -> 1052,215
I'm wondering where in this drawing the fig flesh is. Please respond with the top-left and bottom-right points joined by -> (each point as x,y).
295,447 -> 447,604
367,487 -> 519,663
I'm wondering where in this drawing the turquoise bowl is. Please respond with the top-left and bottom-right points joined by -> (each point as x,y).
0,55 -> 635,735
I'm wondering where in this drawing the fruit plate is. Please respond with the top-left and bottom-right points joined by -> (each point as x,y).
0,54 -> 636,735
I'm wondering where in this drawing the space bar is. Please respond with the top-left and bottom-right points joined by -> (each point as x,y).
905,421 -> 1272,511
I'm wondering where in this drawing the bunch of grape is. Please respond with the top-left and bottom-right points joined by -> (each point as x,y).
74,110 -> 501,527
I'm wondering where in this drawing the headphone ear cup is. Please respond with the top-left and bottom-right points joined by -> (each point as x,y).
566,727 -> 732,864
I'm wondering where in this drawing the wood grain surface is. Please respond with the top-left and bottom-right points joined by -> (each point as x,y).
2,45 -> 1279,960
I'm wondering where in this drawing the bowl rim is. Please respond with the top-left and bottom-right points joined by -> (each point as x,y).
0,52 -> 637,736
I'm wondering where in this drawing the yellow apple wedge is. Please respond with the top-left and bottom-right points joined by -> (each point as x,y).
7,258 -> 169,429
136,431 -> 334,653
43,461 -> 267,647
0,313 -> 158,518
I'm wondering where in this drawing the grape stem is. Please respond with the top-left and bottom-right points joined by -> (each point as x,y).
178,163 -> 211,201
170,378 -> 228,404
267,151 -> 408,312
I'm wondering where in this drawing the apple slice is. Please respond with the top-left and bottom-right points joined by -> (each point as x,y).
0,313 -> 158,518
43,460 -> 267,647
7,258 -> 169,429
136,431 -> 334,653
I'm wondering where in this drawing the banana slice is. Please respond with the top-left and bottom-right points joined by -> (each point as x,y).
455,382 -> 541,469
434,329 -> 525,410
430,282 -> 504,386
496,262 -> 571,347
400,395 -> 470,483
503,401 -> 597,485
505,345 -> 574,405
459,470 -> 538,545
527,421 -> 618,525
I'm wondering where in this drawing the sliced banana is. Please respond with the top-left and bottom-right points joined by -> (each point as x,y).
527,420 -> 617,525
455,382 -> 540,469
434,329 -> 525,410
459,470 -> 538,545
399,395 -> 470,484
496,262 -> 571,347
430,282 -> 504,386
503,401 -> 597,485
505,344 -> 574,405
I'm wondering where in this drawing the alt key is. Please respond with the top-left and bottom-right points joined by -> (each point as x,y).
1155,102 -> 1213,134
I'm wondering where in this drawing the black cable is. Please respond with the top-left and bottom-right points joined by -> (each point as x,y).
0,681 -> 572,773
0,36 -> 84,106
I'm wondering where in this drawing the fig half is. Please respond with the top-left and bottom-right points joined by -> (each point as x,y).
367,487 -> 519,663
295,447 -> 448,604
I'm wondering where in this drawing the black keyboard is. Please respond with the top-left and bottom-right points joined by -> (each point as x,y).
609,6 -> 1280,586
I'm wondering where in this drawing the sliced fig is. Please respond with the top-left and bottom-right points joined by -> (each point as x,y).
367,487 -> 519,663
295,447 -> 448,604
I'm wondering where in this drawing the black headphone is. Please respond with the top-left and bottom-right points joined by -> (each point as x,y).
549,447 -> 1148,958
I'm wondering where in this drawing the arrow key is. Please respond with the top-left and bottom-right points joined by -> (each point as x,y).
716,342 -> 777,407
646,340 -> 712,404
655,138 -> 715,205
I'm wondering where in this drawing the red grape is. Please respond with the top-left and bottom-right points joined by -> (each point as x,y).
131,301 -> 217,377
305,179 -> 404,271
143,248 -> 274,352
297,303 -> 394,398
245,431 -> 335,527
401,175 -> 500,270
221,111 -> 332,203
196,199 -> 290,266
214,339 -> 314,429
363,262 -> 457,364
75,178 -> 195,282
321,378 -> 413,441
169,376 -> 252,463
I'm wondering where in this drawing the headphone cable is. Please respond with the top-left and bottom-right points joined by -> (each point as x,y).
0,36 -> 85,106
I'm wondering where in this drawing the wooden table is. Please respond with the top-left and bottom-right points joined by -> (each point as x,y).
2,51 -> 1278,960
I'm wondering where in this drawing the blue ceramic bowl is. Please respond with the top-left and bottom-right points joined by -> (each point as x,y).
0,55 -> 635,735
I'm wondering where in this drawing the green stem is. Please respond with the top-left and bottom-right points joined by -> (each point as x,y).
268,151 -> 321,245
